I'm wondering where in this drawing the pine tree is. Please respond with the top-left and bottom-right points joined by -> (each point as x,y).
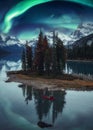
52,31 -> 57,75
44,48 -> 51,75
34,30 -> 44,75
43,36 -> 48,51
43,36 -> 51,75
27,46 -> 32,70
25,41 -> 32,71
21,30 -> 66,76
56,35 -> 66,74
22,48 -> 26,71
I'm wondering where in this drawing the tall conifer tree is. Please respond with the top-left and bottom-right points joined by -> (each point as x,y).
22,48 -> 26,71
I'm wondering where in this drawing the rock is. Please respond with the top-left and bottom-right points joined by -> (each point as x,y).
37,121 -> 53,128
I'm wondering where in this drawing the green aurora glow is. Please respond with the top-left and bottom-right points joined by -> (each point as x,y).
18,30 -> 40,40
2,0 -> 93,34
2,0 -> 51,33
37,14 -> 81,30
68,0 -> 93,7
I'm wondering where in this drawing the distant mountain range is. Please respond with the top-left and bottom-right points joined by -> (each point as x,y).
0,22 -> 93,54
0,34 -> 22,54
73,33 -> 93,47
67,22 -> 93,45
0,33 -> 38,55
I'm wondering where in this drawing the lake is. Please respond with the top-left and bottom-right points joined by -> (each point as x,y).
0,55 -> 93,130
66,60 -> 93,76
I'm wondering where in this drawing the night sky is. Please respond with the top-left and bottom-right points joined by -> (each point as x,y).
0,0 -> 93,40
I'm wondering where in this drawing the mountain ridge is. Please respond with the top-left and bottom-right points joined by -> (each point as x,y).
0,22 -> 93,54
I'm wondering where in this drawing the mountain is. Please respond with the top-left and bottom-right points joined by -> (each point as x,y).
71,23 -> 93,38
0,34 -> 22,46
41,22 -> 93,46
46,31 -> 71,45
0,22 -> 93,54
67,22 -> 93,46
73,33 -> 93,47
0,32 -> 69,54
0,34 -> 25,54
0,33 -> 38,54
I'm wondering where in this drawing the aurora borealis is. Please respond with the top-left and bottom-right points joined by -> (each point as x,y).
0,0 -> 93,40
68,0 -> 93,7
2,0 -> 51,33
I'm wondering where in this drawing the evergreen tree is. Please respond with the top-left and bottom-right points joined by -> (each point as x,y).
56,36 -> 66,74
44,48 -> 51,75
43,36 -> 51,75
43,36 -> 48,50
51,31 -> 66,75
34,30 -> 44,75
21,30 -> 67,76
52,31 -> 57,75
67,41 -> 93,60
38,29 -> 43,46
25,42 -> 32,71
21,48 -> 26,71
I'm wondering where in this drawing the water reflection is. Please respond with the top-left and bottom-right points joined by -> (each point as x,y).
1,55 -> 93,130
19,84 -> 33,104
18,84 -> 66,125
67,61 -> 93,76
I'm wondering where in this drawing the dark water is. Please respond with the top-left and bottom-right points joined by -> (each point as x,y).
66,60 -> 93,76
0,55 -> 93,130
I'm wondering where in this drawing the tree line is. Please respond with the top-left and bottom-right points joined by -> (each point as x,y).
67,42 -> 93,60
22,30 -> 66,75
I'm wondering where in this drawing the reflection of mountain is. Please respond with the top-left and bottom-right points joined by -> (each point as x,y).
0,55 -> 21,79
0,59 -> 21,72
19,84 -> 66,124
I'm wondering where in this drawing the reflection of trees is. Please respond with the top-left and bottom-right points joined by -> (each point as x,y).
19,84 -> 66,124
52,90 -> 66,123
18,84 -> 32,104
33,88 -> 66,124
33,88 -> 51,121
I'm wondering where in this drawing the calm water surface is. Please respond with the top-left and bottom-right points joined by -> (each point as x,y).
0,55 -> 93,130
66,60 -> 93,76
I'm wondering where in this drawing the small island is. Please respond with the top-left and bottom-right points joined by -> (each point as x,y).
7,30 -> 93,91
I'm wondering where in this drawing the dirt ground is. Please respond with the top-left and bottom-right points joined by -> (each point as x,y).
6,72 -> 93,91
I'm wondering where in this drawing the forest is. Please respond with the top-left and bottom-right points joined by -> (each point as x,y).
21,30 -> 66,76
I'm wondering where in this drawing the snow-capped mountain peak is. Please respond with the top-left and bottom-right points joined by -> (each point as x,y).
0,22 -> 93,52
67,22 -> 93,45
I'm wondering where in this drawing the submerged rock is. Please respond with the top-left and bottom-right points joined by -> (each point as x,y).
37,121 -> 53,128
